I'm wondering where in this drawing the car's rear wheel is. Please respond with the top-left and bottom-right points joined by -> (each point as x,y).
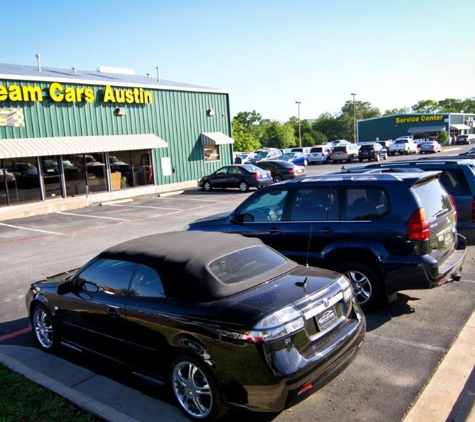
203,181 -> 212,191
32,304 -> 59,351
335,262 -> 381,311
238,181 -> 249,192
273,174 -> 283,183
375,154 -> 380,162
170,355 -> 227,421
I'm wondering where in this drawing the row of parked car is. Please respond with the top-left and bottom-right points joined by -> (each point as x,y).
25,147 -> 475,421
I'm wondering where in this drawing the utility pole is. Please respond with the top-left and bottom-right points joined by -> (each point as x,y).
295,101 -> 301,147
351,93 -> 356,142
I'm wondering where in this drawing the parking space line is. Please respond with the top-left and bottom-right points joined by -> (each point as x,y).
368,332 -> 446,353
0,222 -> 62,235
109,204 -> 183,210
156,197 -> 223,202
56,211 -> 130,221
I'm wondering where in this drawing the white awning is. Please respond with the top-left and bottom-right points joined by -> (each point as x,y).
407,125 -> 445,133
450,124 -> 470,130
201,132 -> 234,145
0,134 -> 168,159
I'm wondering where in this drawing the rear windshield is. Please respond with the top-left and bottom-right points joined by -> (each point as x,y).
311,147 -> 323,153
209,245 -> 287,284
413,178 -> 453,220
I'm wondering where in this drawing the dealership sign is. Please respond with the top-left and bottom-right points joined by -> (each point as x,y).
395,115 -> 444,124
0,83 -> 153,104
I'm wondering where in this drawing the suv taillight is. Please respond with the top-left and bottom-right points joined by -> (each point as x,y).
407,208 -> 430,241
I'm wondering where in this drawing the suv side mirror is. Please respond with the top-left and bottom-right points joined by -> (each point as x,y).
237,213 -> 254,223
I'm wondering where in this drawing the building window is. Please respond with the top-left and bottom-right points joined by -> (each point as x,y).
204,145 -> 220,162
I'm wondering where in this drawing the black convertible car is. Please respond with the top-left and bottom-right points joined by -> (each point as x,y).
26,231 -> 365,421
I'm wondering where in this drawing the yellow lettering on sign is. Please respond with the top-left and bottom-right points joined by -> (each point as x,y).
84,88 -> 94,102
22,86 -> 43,101
9,85 -> 22,101
101,85 -> 153,104
103,85 -> 115,102
49,82 -> 64,102
0,85 -> 7,101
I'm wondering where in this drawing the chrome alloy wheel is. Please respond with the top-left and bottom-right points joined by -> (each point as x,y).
172,361 -> 213,419
344,270 -> 373,306
33,307 -> 55,349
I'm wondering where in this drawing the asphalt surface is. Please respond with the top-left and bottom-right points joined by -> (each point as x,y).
0,311 -> 473,422
1,149 -> 475,421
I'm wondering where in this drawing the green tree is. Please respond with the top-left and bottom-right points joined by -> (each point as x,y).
411,100 -> 439,113
461,98 -> 475,113
383,107 -> 410,115
438,98 -> 464,113
234,110 -> 262,128
231,119 -> 261,152
261,121 -> 296,149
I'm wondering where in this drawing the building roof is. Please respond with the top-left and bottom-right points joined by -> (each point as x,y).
0,62 -> 227,94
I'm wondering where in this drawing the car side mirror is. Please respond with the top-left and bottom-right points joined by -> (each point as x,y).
57,279 -> 73,295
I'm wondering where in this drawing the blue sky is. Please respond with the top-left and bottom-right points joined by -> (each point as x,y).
2,0 -> 474,121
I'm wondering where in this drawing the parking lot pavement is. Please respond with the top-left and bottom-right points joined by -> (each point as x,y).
0,187 -> 474,421
0,312 -> 473,422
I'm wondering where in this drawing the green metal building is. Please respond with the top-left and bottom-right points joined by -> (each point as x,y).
0,61 -> 234,217
358,113 -> 475,142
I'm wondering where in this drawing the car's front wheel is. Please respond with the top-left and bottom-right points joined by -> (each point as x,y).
32,304 -> 60,351
170,355 -> 227,421
203,181 -> 212,191
335,262 -> 381,311
238,181 -> 249,192
273,174 -> 283,183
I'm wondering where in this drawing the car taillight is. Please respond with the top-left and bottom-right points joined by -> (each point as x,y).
252,173 -> 260,179
239,305 -> 305,343
448,194 -> 457,218
407,208 -> 430,241
288,168 -> 295,174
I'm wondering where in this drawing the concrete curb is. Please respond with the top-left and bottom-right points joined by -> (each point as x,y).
404,309 -> 475,422
0,350 -> 138,422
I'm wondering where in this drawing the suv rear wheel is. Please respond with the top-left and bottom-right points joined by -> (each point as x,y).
335,262 -> 381,311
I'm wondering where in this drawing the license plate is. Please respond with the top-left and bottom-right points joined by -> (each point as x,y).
316,306 -> 338,331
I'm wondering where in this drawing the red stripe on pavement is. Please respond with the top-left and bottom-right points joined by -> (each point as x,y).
0,326 -> 31,342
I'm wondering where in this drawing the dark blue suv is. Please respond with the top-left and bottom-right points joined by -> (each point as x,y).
346,158 -> 475,244
185,172 -> 466,311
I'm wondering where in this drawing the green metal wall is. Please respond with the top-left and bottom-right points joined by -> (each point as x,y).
358,114 -> 448,141
0,79 -> 233,186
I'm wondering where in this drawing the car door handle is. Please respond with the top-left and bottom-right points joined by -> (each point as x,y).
107,307 -> 120,318
319,227 -> 333,235
268,228 -> 281,234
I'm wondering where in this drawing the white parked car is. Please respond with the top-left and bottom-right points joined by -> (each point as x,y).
420,141 -> 442,154
308,145 -> 332,164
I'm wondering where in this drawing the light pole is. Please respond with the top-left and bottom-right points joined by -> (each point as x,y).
295,101 -> 301,147
351,93 -> 356,142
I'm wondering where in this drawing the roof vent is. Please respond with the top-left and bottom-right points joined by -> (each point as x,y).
72,66 -> 77,74
35,53 -> 41,72
97,66 -> 135,75
156,66 -> 160,83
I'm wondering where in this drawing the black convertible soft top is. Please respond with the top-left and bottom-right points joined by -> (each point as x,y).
99,231 -> 297,301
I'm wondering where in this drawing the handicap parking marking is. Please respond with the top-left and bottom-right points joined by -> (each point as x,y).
56,211 -> 130,221
0,222 -> 62,235
109,204 -> 184,211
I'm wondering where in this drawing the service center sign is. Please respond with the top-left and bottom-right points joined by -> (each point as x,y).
0,82 -> 153,104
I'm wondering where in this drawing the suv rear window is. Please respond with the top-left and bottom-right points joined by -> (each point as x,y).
311,147 -> 323,153
413,178 -> 453,220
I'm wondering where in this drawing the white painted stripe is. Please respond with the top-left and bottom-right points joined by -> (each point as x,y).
55,211 -> 129,221
156,197 -> 224,202
0,222 -> 61,235
368,332 -> 446,353
109,204 -> 183,210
